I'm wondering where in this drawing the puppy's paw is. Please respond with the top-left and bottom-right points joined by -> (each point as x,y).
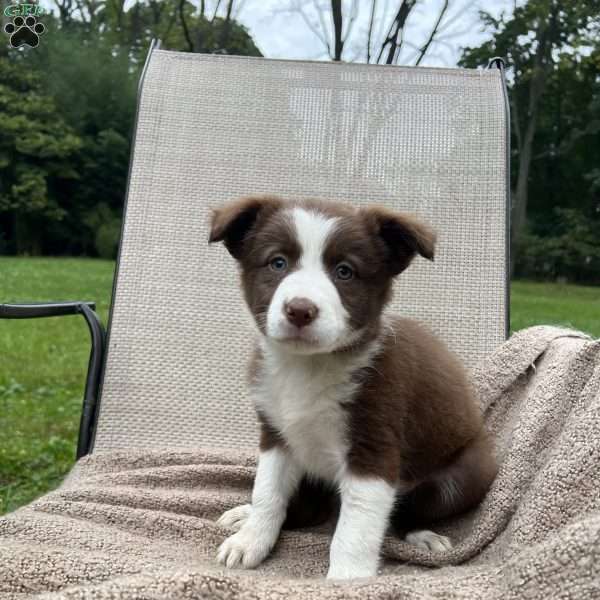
216,525 -> 275,569
405,529 -> 452,552
326,560 -> 377,580
217,504 -> 252,532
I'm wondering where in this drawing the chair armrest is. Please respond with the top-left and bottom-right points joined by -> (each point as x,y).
0,301 -> 106,458
0,301 -> 96,319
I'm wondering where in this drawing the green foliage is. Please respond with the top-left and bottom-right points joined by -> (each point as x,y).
526,49 -> 600,234
461,1 -> 600,283
84,202 -> 122,258
175,12 -> 263,57
461,1 -> 600,89
27,24 -> 138,255
34,24 -> 138,135
0,55 -> 82,253
515,209 -> 600,284
0,2 -> 261,257
111,1 -> 262,62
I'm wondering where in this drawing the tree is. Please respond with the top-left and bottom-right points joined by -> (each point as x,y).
527,48 -> 600,229
0,2 -> 261,256
461,1 -> 600,271
0,54 -> 81,254
46,0 -> 261,63
28,23 -> 138,256
176,1 -> 262,56
280,0 -> 457,65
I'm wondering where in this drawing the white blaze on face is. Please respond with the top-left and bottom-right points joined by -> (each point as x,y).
266,208 -> 350,353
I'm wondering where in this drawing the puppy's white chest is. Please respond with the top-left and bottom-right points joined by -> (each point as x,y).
255,356 -> 357,481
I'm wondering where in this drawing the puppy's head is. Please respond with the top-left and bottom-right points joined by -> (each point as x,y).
209,196 -> 435,354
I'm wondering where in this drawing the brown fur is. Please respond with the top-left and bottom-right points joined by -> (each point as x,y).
210,196 -> 435,344
347,317 -> 496,527
347,317 -> 484,484
210,195 -> 497,531
281,318 -> 496,531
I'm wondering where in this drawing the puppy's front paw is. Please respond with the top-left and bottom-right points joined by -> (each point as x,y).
405,529 -> 452,552
216,525 -> 275,569
327,559 -> 377,580
217,504 -> 252,532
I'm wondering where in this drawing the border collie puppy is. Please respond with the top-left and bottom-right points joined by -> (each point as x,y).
209,196 -> 497,580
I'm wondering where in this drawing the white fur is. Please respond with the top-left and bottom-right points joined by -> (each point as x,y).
217,447 -> 301,569
216,503 -> 251,532
405,530 -> 452,552
327,475 -> 397,579
255,339 -> 380,481
216,208 -> 453,578
266,208 -> 353,353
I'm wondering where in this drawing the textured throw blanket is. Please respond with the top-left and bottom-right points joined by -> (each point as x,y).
1,326 -> 599,599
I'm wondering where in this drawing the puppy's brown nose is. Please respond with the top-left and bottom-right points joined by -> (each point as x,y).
284,298 -> 318,328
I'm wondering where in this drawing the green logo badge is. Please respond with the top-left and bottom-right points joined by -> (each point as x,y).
4,2 -> 45,48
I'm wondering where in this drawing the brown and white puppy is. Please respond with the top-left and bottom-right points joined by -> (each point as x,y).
209,196 -> 497,580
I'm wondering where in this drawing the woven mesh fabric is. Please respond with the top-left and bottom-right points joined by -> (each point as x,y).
93,50 -> 508,452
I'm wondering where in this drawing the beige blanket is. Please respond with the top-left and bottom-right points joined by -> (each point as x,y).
2,326 -> 599,599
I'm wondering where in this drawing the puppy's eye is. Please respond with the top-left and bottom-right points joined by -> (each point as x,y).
269,256 -> 288,272
335,263 -> 354,281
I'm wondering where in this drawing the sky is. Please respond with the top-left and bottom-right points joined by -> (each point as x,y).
230,0 -> 521,67
37,0 -> 522,67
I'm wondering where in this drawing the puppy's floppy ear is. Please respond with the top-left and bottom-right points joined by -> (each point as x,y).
209,195 -> 282,259
363,206 -> 436,275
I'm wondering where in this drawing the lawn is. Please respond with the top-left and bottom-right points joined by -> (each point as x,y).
1,257 -> 599,515
0,258 -> 114,515
510,280 -> 600,335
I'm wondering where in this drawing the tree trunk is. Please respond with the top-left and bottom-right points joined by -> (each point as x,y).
510,8 -> 556,273
511,119 -> 536,257
219,0 -> 235,51
376,0 -> 416,65
414,0 -> 448,66
179,0 -> 195,52
366,0 -> 377,63
331,0 -> 343,61
15,213 -> 42,256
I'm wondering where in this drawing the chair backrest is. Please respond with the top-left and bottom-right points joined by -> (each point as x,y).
92,46 -> 509,453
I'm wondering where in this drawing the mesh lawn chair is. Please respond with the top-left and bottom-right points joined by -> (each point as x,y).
0,44 -> 513,595
1,45 -> 510,456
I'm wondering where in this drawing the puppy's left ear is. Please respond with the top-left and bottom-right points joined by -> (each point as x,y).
363,207 -> 436,275
209,195 -> 282,259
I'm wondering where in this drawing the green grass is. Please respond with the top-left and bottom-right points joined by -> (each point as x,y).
511,280 -> 600,336
0,258 -> 114,514
0,258 -> 598,515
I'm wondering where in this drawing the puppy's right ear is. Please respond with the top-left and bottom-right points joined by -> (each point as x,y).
209,196 -> 282,259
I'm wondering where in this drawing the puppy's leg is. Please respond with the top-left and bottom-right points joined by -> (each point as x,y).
217,447 -> 301,569
394,482 -> 453,552
394,432 -> 497,551
327,474 -> 396,580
